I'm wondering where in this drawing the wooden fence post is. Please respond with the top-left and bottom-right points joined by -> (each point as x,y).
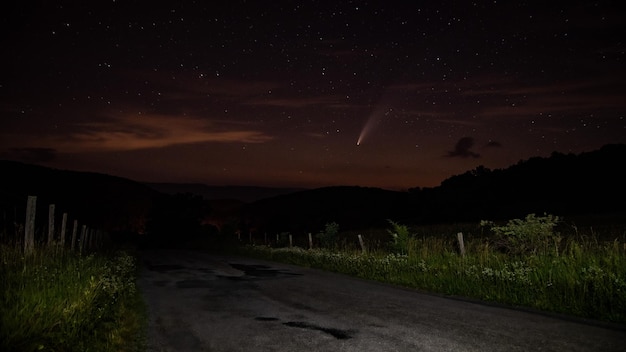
457,232 -> 466,257
71,220 -> 78,251
358,234 -> 366,254
80,225 -> 87,254
289,234 -> 293,248
24,196 -> 37,255
308,232 -> 313,249
60,213 -> 68,247
48,204 -> 55,246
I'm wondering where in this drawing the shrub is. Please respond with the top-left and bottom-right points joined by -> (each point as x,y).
481,213 -> 561,256
387,220 -> 410,255
316,222 -> 339,249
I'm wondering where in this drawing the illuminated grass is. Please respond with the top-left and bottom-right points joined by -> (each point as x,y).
0,245 -> 146,352
241,222 -> 626,323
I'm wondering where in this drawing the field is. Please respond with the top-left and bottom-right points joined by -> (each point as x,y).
0,244 -> 145,352
238,214 -> 626,324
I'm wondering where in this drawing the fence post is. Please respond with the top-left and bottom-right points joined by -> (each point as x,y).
60,213 -> 68,248
48,204 -> 55,246
289,234 -> 293,248
358,234 -> 366,254
457,232 -> 466,257
80,225 -> 87,255
71,220 -> 78,251
308,232 -> 313,249
24,196 -> 37,255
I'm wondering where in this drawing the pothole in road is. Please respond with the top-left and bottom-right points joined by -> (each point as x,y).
229,263 -> 302,279
283,321 -> 353,340
253,317 -> 354,340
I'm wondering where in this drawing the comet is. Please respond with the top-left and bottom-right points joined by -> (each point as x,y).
356,107 -> 392,146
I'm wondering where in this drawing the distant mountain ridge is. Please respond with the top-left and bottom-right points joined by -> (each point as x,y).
2,143 -> 625,241
238,144 -> 626,233
240,186 -> 409,234
0,160 -> 161,234
410,143 -> 626,223
144,182 -> 307,202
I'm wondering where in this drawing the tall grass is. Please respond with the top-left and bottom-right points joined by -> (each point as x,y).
0,244 -> 145,352
240,216 -> 626,323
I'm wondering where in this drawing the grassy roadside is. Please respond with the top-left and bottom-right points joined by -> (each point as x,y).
237,215 -> 626,324
0,245 -> 147,352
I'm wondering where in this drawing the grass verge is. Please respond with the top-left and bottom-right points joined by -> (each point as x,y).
238,217 -> 626,324
0,244 -> 146,352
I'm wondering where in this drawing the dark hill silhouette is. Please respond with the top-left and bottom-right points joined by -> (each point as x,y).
238,144 -> 626,234
0,160 -> 161,238
143,183 -> 307,235
145,182 -> 306,203
2,143 -> 624,244
408,143 -> 626,223
240,186 -> 411,234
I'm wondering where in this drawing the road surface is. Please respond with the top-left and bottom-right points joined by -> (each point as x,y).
137,249 -> 625,352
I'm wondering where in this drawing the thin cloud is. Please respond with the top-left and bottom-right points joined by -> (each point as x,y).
446,137 -> 480,158
55,113 -> 273,152
246,96 -> 346,108
131,70 -> 279,98
463,78 -> 625,120
435,118 -> 482,127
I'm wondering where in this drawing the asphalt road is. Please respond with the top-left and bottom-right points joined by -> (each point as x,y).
137,249 -> 625,352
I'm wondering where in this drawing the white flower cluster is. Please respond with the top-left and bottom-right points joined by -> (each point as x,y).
99,252 -> 137,301
256,246 -> 417,275
462,261 -> 534,284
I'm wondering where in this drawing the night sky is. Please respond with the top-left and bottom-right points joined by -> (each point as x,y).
2,2 -> 625,190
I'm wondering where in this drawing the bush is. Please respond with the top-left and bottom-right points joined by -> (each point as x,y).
481,213 -> 561,256
387,220 -> 410,255
316,222 -> 339,249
